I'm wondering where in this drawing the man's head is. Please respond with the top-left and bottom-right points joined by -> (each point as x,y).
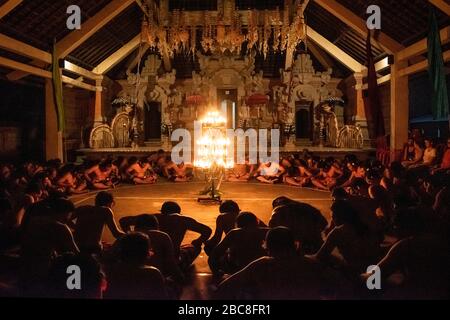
135,214 -> 159,231
236,212 -> 258,229
26,182 -> 43,197
271,196 -> 293,209
49,198 -> 75,222
265,227 -> 296,258
424,138 -> 433,148
219,200 -> 240,214
160,201 -> 181,215
99,160 -> 112,172
118,232 -> 150,265
95,191 -> 114,208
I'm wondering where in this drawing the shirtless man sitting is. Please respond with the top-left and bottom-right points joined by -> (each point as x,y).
226,160 -> 254,182
57,164 -> 87,195
208,212 -> 269,276
216,227 -> 327,300
285,159 -> 313,187
163,156 -> 194,182
84,161 -> 115,190
126,157 -> 157,185
71,191 -> 125,254
153,201 -> 212,271
256,161 -> 285,184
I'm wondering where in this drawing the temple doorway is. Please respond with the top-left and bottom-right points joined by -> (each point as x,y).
144,101 -> 162,140
295,101 -> 313,140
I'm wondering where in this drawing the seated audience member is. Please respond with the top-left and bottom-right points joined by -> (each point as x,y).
126,157 -> 157,185
204,200 -> 241,255
154,201 -> 212,270
285,159 -> 313,187
431,137 -> 450,174
71,191 -> 125,254
402,138 -> 418,163
208,212 -> 269,276
84,161 -> 115,190
401,140 -> 423,168
269,201 -> 327,254
368,184 -> 394,225
20,198 -> 79,296
339,160 -> 366,190
330,188 -> 382,239
119,214 -> 183,282
216,227 -> 327,300
256,161 -> 285,184
409,137 -> 437,169
307,200 -> 381,274
226,160 -> 254,182
0,197 -> 16,250
164,157 -> 194,182
57,164 -> 87,195
105,233 -> 169,300
433,181 -> 450,227
47,253 -> 106,299
362,208 -> 449,299
311,161 -> 340,191
151,150 -> 168,177
13,182 -> 43,228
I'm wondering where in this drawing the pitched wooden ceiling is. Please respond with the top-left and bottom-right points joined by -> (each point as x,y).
0,0 -> 448,83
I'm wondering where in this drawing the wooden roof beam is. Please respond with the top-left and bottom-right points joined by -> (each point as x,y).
313,0 -> 404,54
0,33 -> 52,63
397,26 -> 450,61
398,49 -> 450,77
93,34 -> 141,74
55,0 -> 135,58
0,55 -> 96,91
428,0 -> 450,16
308,41 -> 334,70
307,25 -> 365,73
0,0 -> 22,20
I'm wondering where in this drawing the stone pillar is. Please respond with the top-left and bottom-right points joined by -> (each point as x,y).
45,78 -> 63,160
390,56 -> 409,162
94,78 -> 103,126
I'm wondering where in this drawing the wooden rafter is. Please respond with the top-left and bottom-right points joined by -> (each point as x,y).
0,55 -> 97,91
93,34 -> 141,74
397,26 -> 450,61
307,26 -> 365,73
313,0 -> 404,54
0,33 -> 52,63
7,60 -> 48,81
0,0 -> 22,20
307,41 -> 334,70
428,0 -> 450,16
398,50 -> 450,77
55,0 -> 135,58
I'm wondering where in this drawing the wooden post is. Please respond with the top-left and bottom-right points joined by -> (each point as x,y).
390,56 -> 409,162
45,78 -> 63,160
353,72 -> 370,143
94,79 -> 103,126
